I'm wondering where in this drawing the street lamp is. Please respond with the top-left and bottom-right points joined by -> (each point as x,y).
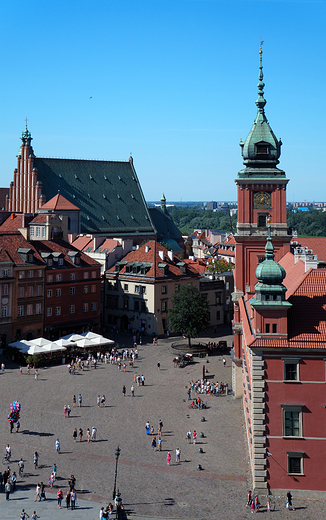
112,445 -> 121,500
115,488 -> 122,519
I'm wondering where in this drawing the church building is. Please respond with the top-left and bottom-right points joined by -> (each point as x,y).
232,47 -> 326,497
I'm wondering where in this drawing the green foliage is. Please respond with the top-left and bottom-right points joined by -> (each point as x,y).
168,207 -> 237,235
167,284 -> 209,347
207,258 -> 234,273
287,208 -> 326,237
160,241 -> 172,251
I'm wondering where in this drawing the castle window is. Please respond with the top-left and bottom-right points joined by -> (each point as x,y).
287,452 -> 304,475
258,215 -> 267,228
282,405 -> 303,438
283,358 -> 300,381
272,323 -> 277,333
265,324 -> 270,333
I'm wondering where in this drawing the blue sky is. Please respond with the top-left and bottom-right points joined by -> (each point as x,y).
0,0 -> 325,202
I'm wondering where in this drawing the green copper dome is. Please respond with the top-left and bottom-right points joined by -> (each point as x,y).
251,223 -> 288,304
238,47 -> 286,180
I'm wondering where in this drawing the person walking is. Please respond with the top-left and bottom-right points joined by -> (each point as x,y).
72,428 -> 77,443
33,452 -> 39,469
101,395 -> 106,407
176,447 -> 181,464
151,436 -> 157,451
31,512 -> 40,520
79,428 -> 83,442
193,430 -> 197,444
131,385 -> 135,397
67,405 -> 71,417
72,395 -> 76,407
158,438 -> 162,451
65,490 -> 71,509
78,394 -> 82,407
57,489 -> 63,508
91,426 -> 97,441
34,369 -> 39,380
20,510 -> 29,519
122,385 -> 126,397
35,483 -> 41,501
86,428 -> 91,443
223,357 -> 226,367
11,471 -> 17,491
40,481 -> 46,501
167,452 -> 171,465
97,395 -> 101,407
70,488 -> 76,510
5,479 -> 11,500
55,439 -> 60,453
286,491 -> 294,510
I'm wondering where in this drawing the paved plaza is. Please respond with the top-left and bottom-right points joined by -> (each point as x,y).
1,331 -> 326,520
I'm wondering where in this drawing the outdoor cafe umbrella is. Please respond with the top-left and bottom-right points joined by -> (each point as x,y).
75,338 -> 96,349
8,340 -> 30,350
41,342 -> 67,353
90,336 -> 115,346
54,339 -> 72,348
80,332 -> 101,340
29,337 -> 51,347
61,334 -> 84,342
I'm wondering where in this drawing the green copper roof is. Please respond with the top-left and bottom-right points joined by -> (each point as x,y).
238,47 -> 285,180
34,157 -> 155,235
251,223 -> 289,307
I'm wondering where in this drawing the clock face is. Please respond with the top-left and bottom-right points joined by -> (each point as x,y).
253,191 -> 271,209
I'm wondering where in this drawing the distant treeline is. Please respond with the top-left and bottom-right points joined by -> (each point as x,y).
168,206 -> 326,238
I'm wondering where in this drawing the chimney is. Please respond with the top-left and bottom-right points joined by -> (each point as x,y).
159,251 -> 164,261
21,213 -> 25,228
145,245 -> 149,253
129,156 -> 133,165
167,250 -> 173,262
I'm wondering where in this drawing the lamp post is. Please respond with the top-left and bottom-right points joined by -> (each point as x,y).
115,488 -> 122,519
112,445 -> 121,500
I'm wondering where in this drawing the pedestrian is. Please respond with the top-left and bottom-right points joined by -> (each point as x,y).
33,452 -> 38,468
246,490 -> 252,507
86,428 -> 91,443
52,463 -> 57,481
158,438 -> 162,451
67,405 -> 71,417
70,488 -> 76,510
254,495 -> 260,512
193,430 -> 197,444
11,471 -> 17,491
250,499 -> 255,513
141,375 -> 145,386
20,366 -> 23,375
35,483 -> 40,501
79,428 -> 83,442
157,362 -> 160,370
0,471 -> 3,490
122,385 -> 126,397
10,420 -> 14,434
167,452 -> 171,465
5,479 -> 11,500
223,357 -> 226,366
72,394 -> 76,407
64,405 -> 67,418
97,395 -> 101,407
123,363 -> 126,372
72,428 -> 77,442
286,490 -> 294,510
31,512 -> 40,520
55,438 -> 60,453
35,369 -> 39,380
266,497 -> 271,511
152,436 -> 157,451
78,393 -> 82,406
20,509 -> 29,519
158,419 -> 163,431
101,395 -> 106,407
40,481 -> 46,501
131,385 -> 135,397
176,447 -> 181,464
186,430 -> 191,443
16,420 -> 20,433
1,362 -> 5,373
48,474 -> 54,488
91,426 -> 97,441
65,490 -> 71,509
27,364 -> 30,375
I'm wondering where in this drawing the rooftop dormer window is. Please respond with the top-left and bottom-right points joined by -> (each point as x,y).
255,143 -> 269,155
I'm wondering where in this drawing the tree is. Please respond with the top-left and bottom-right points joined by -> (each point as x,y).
207,258 -> 234,273
167,284 -> 209,347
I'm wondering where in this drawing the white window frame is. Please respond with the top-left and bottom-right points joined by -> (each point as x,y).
27,304 -> 33,316
47,307 -> 52,317
287,451 -> 304,476
283,358 -> 300,382
55,306 -> 61,316
281,404 -> 303,438
70,305 -> 75,314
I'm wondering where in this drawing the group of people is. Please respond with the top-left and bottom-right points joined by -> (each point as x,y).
72,426 -> 97,442
246,490 -> 295,511
188,378 -> 229,397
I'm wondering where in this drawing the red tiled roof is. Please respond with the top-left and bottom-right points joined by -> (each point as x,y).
97,239 -> 120,253
72,236 -> 92,251
32,240 -> 100,267
0,232 -> 44,266
291,237 -> 326,263
40,193 -> 80,211
279,252 -> 306,297
108,240 -> 199,279
183,259 -> 206,274
0,214 -> 34,231
30,214 -> 61,224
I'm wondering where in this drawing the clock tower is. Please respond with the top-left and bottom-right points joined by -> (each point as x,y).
232,46 -> 291,375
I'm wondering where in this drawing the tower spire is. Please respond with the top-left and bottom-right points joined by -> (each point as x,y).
255,42 -> 266,112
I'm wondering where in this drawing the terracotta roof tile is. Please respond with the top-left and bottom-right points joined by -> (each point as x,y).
279,252 -> 306,297
39,193 -> 80,211
291,237 -> 326,263
0,214 -> 34,231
